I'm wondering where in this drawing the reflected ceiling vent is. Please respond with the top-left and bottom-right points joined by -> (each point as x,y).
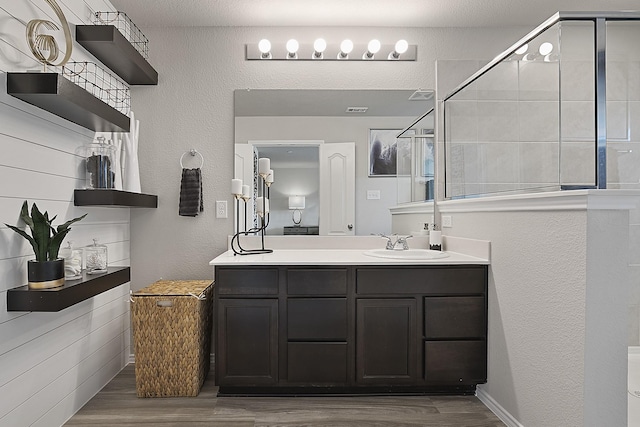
408,89 -> 434,101
346,106 -> 368,113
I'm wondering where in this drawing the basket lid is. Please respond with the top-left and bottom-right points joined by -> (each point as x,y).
133,280 -> 213,296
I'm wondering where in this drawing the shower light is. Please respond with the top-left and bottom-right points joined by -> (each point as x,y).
313,38 -> 327,59
364,39 -> 381,59
338,39 -> 354,59
389,39 -> 409,59
286,39 -> 299,59
258,39 -> 271,59
515,44 -> 528,55
539,42 -> 553,56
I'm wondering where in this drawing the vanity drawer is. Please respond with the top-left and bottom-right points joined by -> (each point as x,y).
216,268 -> 279,295
356,267 -> 485,295
287,268 -> 348,295
288,298 -> 348,340
424,340 -> 487,384
424,296 -> 486,338
287,342 -> 348,383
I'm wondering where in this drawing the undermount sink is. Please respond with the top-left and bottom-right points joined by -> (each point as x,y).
363,249 -> 450,260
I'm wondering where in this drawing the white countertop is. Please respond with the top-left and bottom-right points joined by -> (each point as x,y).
209,248 -> 488,266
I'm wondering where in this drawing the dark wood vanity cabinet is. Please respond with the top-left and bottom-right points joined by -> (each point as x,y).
214,264 -> 487,395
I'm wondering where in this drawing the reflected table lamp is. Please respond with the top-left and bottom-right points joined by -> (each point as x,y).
288,196 -> 305,226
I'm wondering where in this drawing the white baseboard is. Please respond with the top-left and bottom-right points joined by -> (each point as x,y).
476,386 -> 524,427
128,353 -> 215,365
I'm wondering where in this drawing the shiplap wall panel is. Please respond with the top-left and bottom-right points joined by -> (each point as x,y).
0,288 -> 128,417
0,0 -> 130,425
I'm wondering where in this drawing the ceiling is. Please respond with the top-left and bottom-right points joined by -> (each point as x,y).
110,0 -> 640,28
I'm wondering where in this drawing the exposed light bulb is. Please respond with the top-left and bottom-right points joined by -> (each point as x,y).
286,39 -> 299,53
394,39 -> 408,55
286,39 -> 299,58
368,39 -> 381,54
313,38 -> 327,59
389,39 -> 409,59
338,39 -> 353,59
539,42 -> 553,56
258,39 -> 271,54
515,44 -> 528,55
314,38 -> 327,53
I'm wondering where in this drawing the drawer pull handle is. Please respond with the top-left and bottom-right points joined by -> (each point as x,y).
157,300 -> 173,307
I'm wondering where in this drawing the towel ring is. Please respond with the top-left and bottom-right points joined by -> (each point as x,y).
180,149 -> 204,169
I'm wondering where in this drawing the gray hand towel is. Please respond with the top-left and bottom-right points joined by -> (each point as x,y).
179,168 -> 203,216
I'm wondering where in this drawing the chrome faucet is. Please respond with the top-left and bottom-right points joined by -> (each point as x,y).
376,234 -> 413,250
396,235 -> 413,250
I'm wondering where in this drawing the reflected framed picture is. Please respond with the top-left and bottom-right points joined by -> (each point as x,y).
368,128 -> 414,177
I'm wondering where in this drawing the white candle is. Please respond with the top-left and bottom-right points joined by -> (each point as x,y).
231,178 -> 242,195
256,196 -> 264,214
266,169 -> 274,184
241,184 -> 250,198
258,158 -> 270,175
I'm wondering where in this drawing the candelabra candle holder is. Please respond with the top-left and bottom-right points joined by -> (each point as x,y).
230,164 -> 273,256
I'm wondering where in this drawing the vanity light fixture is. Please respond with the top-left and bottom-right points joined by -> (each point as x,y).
363,39 -> 381,59
246,39 -> 415,61
388,39 -> 409,60
514,44 -> 528,55
258,39 -> 271,59
338,39 -> 354,59
313,38 -> 327,59
539,42 -> 553,56
286,39 -> 299,59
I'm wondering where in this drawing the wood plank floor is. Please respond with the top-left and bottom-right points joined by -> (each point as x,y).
65,365 -> 505,426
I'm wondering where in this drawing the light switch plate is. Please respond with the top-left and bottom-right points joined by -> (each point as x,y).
216,201 -> 228,218
442,215 -> 452,228
367,190 -> 381,200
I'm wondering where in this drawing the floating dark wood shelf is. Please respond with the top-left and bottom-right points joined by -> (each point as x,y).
7,266 -> 130,312
74,189 -> 158,208
76,25 -> 158,85
6,72 -> 130,132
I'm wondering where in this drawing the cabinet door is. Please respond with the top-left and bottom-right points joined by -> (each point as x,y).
356,299 -> 417,384
217,299 -> 278,385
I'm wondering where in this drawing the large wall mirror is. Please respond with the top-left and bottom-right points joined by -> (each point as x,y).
234,89 -> 434,236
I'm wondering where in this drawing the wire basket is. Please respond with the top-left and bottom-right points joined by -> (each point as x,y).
92,11 -> 149,59
62,62 -> 130,114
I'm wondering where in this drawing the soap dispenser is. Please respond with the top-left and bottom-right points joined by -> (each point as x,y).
429,224 -> 442,251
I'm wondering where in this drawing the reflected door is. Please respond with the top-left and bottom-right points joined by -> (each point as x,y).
319,142 -> 355,235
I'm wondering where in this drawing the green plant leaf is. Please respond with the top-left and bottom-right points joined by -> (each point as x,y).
49,228 -> 71,260
30,203 -> 51,261
56,213 -> 87,233
4,223 -> 39,258
19,201 -> 34,230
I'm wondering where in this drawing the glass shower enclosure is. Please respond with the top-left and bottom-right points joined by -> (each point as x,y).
443,12 -> 640,200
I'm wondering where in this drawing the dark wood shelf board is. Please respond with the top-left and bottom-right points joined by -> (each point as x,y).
76,25 -> 158,85
7,266 -> 130,312
6,72 -> 130,132
74,189 -> 158,208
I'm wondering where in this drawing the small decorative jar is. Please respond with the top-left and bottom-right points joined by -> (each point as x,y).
77,136 -> 116,189
84,238 -> 108,274
59,241 -> 82,279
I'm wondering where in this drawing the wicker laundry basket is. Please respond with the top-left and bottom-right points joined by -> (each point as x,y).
131,280 -> 213,397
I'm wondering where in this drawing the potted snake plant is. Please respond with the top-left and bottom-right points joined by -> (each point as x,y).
5,201 -> 86,289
